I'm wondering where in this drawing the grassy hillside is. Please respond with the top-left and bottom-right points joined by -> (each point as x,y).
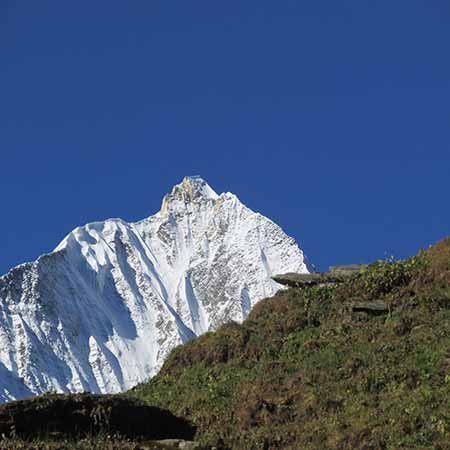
131,238 -> 450,450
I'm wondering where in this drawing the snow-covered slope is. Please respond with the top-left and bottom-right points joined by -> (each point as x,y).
0,177 -> 308,402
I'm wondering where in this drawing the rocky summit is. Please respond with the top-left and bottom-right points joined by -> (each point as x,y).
0,177 -> 307,402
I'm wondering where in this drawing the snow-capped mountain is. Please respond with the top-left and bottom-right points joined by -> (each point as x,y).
0,176 -> 308,402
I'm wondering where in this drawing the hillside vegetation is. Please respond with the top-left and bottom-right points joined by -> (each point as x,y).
0,393 -> 199,449
131,238 -> 450,450
1,238 -> 448,449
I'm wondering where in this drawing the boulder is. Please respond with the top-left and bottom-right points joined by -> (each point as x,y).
273,264 -> 366,288
154,440 -> 208,449
351,300 -> 389,314
272,272 -> 345,288
329,264 -> 367,275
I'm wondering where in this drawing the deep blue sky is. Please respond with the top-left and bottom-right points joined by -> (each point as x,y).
1,1 -> 449,274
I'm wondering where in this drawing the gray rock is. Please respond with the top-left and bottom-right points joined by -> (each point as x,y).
272,272 -> 345,288
329,264 -> 367,275
153,440 -> 205,449
273,264 -> 366,288
352,300 -> 389,314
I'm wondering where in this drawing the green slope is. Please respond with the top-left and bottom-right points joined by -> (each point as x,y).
130,238 -> 450,450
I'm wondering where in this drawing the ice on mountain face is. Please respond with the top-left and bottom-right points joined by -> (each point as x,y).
0,176 -> 308,402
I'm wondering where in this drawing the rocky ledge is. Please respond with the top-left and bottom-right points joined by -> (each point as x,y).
273,264 -> 367,288
273,264 -> 389,315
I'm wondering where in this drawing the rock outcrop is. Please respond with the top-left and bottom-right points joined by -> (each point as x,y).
273,264 -> 366,288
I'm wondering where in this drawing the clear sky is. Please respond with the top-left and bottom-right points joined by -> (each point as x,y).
1,1 -> 449,274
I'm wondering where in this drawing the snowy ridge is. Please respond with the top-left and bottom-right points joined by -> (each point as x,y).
0,177 -> 308,402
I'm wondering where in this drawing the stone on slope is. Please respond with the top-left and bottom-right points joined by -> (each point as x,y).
329,264 -> 367,275
273,264 -> 366,288
351,300 -> 389,314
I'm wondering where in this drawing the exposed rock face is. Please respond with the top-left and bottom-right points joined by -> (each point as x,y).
329,264 -> 367,276
352,300 -> 389,314
272,272 -> 345,287
0,177 -> 308,401
273,264 -> 366,288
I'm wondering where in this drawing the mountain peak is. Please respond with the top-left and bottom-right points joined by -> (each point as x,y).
179,176 -> 218,200
160,176 -> 219,215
